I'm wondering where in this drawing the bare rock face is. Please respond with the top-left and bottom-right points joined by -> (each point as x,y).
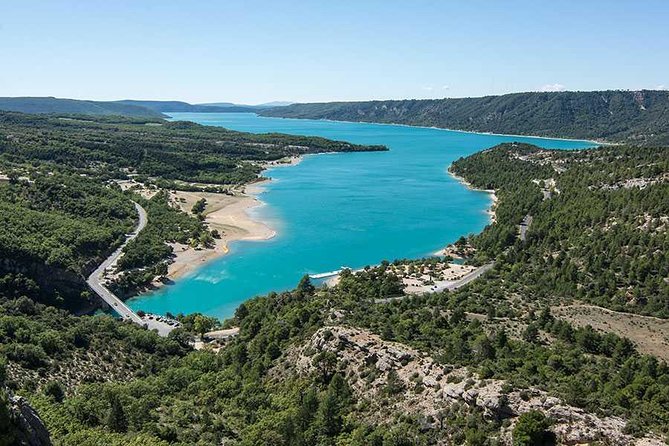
288,326 -> 664,446
8,394 -> 52,446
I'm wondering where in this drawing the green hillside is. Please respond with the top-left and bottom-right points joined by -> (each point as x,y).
2,139 -> 669,445
0,97 -> 164,118
450,143 -> 669,317
114,100 -> 257,113
0,112 -> 385,309
261,90 -> 669,145
1,109 -> 669,445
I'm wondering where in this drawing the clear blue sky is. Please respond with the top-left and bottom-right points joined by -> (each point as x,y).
1,0 -> 667,104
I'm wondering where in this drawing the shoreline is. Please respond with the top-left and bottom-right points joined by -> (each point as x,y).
167,111 -> 604,145
448,169 -> 498,222
135,115 -> 511,299
431,170 -> 497,257
254,114 -> 606,146
324,168 -> 498,285
133,153 -> 335,295
153,179 -> 280,287
140,115 -> 516,302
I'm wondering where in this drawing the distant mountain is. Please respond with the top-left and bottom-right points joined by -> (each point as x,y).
115,100 -> 257,113
0,97 -> 164,118
198,101 -> 294,108
197,101 -> 238,107
260,90 -> 669,145
0,97 -> 268,117
256,101 -> 294,107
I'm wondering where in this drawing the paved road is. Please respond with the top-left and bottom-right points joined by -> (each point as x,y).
375,262 -> 494,303
519,215 -> 533,242
86,202 -> 147,325
436,262 -> 494,292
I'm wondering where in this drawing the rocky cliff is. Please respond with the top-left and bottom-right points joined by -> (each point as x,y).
4,390 -> 52,446
279,326 -> 664,445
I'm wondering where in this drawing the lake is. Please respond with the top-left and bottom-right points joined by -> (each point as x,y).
127,113 -> 595,319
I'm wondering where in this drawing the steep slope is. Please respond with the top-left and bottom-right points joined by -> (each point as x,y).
1,389 -> 52,446
280,326 -> 663,445
261,90 -> 669,145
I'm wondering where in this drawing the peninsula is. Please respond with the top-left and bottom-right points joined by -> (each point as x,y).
0,111 -> 386,313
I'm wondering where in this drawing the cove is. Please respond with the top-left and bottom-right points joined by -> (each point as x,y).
128,113 -> 595,319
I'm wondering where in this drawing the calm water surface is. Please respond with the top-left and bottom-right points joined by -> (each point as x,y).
128,113 -> 595,319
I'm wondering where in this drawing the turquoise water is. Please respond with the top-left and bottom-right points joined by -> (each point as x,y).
128,113 -> 595,319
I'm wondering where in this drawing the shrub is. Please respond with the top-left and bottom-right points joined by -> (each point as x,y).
512,410 -> 555,446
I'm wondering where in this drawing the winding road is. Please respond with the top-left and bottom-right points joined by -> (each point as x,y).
86,201 -> 147,325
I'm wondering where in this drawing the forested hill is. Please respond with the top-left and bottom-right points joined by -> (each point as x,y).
260,90 -> 669,145
113,100 -> 258,113
0,111 -> 385,310
0,97 -> 262,118
2,139 -> 669,444
0,97 -> 164,118
451,142 -> 669,317
0,112 -> 385,184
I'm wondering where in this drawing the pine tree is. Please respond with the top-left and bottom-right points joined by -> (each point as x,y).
105,393 -> 128,433
297,275 -> 316,295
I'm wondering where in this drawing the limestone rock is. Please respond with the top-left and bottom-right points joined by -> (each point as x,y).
282,326 -> 664,445
8,394 -> 52,446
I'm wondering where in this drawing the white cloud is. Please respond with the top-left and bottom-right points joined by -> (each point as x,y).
442,85 -> 450,90
422,86 -> 434,91
539,83 -> 566,92
655,84 -> 667,90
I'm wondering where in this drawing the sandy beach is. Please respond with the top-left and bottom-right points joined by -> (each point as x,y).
161,182 -> 276,282
260,155 -> 302,170
149,158 -> 498,288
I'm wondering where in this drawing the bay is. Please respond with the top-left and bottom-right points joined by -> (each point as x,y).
128,113 -> 595,319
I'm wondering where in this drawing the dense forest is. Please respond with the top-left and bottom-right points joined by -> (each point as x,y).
2,266 -> 668,444
0,111 -> 385,309
261,90 -> 669,146
0,97 -> 164,118
0,173 -> 136,309
1,108 -> 669,444
450,143 -> 669,317
0,112 -> 384,185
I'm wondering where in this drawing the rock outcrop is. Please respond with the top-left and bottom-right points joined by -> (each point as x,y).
286,326 -> 663,445
5,391 -> 52,446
